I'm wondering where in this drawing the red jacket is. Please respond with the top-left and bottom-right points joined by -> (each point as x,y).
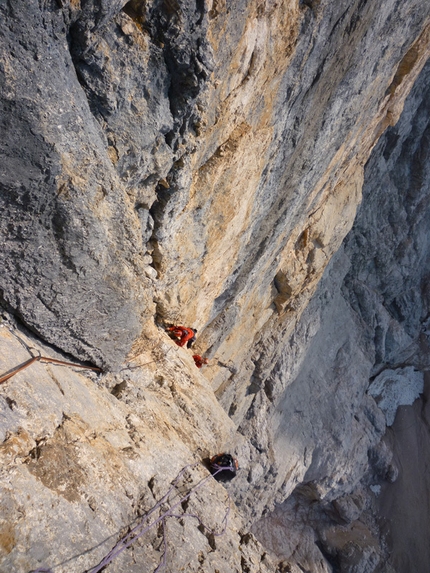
193,355 -> 208,368
167,326 -> 195,347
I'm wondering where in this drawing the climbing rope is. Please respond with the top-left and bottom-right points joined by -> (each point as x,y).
0,349 -> 102,385
29,463 -> 231,573
87,464 -> 230,573
1,329 -> 233,572
0,325 -> 103,385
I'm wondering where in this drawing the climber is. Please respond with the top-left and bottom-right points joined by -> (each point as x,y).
209,453 -> 239,482
192,355 -> 208,369
186,328 -> 197,348
166,325 -> 197,348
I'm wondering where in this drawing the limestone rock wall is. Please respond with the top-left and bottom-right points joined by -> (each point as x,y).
1,0 -> 429,373
252,55 -> 430,573
0,317 -> 277,573
1,1 -> 430,572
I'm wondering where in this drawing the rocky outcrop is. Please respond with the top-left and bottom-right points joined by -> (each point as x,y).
1,0 -> 430,572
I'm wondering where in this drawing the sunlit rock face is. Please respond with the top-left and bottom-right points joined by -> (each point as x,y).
1,0 -> 429,372
1,1 -> 430,572
252,57 -> 430,573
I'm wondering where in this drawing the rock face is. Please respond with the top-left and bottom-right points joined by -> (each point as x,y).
0,1 -> 430,572
252,55 -> 430,572
0,319 -> 275,572
1,0 -> 429,372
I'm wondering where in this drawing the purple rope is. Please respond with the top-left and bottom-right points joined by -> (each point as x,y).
88,464 -> 228,573
211,463 -> 236,473
87,464 -> 196,573
29,464 -> 230,573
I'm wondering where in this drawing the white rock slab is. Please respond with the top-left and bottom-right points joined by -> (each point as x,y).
368,367 -> 424,426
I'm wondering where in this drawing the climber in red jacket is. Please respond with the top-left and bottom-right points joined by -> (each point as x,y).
166,325 -> 197,348
192,355 -> 208,369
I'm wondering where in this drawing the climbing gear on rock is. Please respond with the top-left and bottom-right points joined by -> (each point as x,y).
28,463 -> 230,573
0,350 -> 102,385
209,453 -> 239,482
166,325 -> 196,348
192,355 -> 208,369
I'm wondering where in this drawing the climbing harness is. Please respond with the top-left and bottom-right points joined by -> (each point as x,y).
186,328 -> 197,349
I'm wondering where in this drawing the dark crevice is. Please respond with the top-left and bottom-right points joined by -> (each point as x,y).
122,0 -> 146,29
148,476 -> 156,496
241,556 -> 251,573
328,7 -> 350,41
310,55 -> 327,89
111,381 -> 127,398
299,0 -> 320,14
315,540 -> 341,572
263,379 -> 274,402
147,157 -> 186,282
195,0 -> 205,26
228,402 -> 237,417
4,396 -> 17,410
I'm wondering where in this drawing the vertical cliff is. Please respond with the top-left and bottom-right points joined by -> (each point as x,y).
1,0 -> 430,572
253,58 -> 430,572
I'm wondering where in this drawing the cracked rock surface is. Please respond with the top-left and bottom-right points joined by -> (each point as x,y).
1,1 -> 430,572
252,56 -> 430,573
0,319 -> 274,572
